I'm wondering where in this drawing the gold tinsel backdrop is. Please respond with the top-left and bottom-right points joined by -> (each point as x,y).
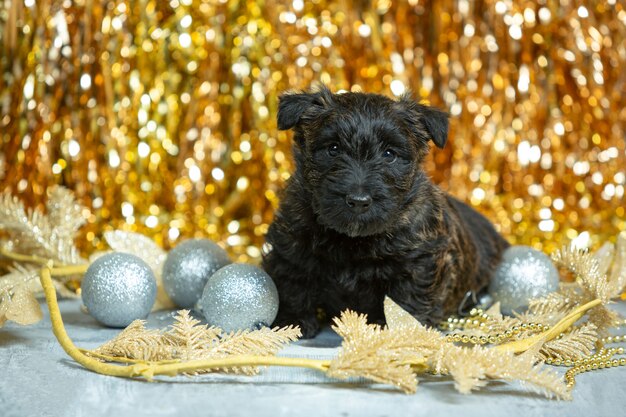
1,0 -> 625,262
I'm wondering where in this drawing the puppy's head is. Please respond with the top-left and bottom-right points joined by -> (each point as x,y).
278,85 -> 448,237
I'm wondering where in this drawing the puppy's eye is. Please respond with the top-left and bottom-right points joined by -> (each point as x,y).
327,143 -> 340,157
382,149 -> 397,162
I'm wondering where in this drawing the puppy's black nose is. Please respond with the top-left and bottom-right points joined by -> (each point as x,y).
346,193 -> 372,213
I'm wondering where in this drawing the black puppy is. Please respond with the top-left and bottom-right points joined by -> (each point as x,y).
262,86 -> 509,338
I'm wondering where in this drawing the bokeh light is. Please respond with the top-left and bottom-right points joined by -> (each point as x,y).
0,0 -> 624,262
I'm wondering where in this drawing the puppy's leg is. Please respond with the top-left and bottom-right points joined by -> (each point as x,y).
273,279 -> 320,338
263,252 -> 320,338
386,269 -> 446,327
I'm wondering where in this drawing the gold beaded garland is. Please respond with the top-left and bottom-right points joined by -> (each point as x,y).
441,308 -> 550,345
601,335 -> 626,344
442,308 -> 626,390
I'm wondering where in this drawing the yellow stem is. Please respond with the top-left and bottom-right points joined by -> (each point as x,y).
51,265 -> 89,276
404,359 -> 428,372
40,266 -> 135,376
1,248 -> 87,275
39,266 -> 332,379
496,298 -> 603,353
0,247 -> 50,265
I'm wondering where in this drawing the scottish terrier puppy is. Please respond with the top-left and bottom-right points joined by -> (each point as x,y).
262,86 -> 509,338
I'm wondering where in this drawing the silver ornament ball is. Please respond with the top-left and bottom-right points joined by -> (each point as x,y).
162,239 -> 231,308
488,245 -> 559,315
198,264 -> 279,332
81,252 -> 156,328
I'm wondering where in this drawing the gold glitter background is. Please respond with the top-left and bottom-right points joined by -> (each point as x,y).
1,0 -> 625,262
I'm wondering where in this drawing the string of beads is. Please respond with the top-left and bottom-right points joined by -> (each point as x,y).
441,308 -> 626,390
564,346 -> 626,389
441,308 -> 549,345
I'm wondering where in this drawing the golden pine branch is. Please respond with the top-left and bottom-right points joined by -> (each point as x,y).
441,345 -> 569,399
89,307 -> 301,376
539,323 -> 598,362
39,263 -> 608,399
0,187 -> 85,264
0,187 -> 87,327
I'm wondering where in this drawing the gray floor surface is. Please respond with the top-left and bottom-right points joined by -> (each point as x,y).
1,299 -> 625,417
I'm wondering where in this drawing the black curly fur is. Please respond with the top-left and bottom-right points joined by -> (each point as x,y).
262,86 -> 509,338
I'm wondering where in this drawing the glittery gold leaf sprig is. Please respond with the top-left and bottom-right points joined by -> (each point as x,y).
165,310 -> 221,361
548,243 -> 623,334
45,187 -> 87,251
594,242 -> 616,276
552,246 -> 610,302
327,298 -> 570,398
394,298 -> 570,399
102,231 -> 167,275
209,326 -> 303,362
93,320 -> 174,362
0,187 -> 85,265
327,310 -> 422,393
0,187 -> 87,327
0,264 -> 42,326
199,326 -> 303,376
538,323 -> 598,363
525,291 -> 578,318
606,232 -> 626,298
90,309 -> 301,376
440,345 -> 569,399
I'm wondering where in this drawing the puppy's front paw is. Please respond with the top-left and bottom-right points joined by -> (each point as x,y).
273,314 -> 320,339
297,317 -> 321,339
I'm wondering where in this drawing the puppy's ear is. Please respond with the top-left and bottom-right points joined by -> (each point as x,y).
395,94 -> 449,149
416,104 -> 449,148
277,86 -> 333,130
277,94 -> 316,130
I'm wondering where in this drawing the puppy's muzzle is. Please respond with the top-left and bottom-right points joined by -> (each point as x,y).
345,192 -> 372,214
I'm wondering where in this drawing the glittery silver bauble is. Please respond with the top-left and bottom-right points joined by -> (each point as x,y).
198,264 -> 279,332
162,239 -> 231,308
489,245 -> 560,315
81,252 -> 156,328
